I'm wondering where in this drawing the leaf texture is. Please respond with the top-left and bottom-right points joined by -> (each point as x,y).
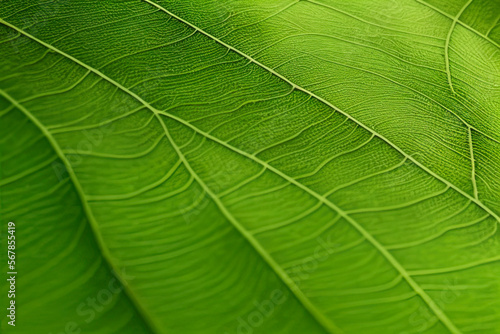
0,0 -> 500,333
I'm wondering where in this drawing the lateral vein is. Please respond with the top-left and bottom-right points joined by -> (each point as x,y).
444,0 -> 474,94
0,89 -> 163,334
3,13 -> 497,334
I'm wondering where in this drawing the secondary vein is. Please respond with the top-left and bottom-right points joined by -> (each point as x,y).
0,89 -> 163,334
444,0 -> 474,94
129,2 -> 500,223
154,113 -> 344,334
2,11 -> 497,333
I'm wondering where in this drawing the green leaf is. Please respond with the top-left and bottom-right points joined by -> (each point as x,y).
1,0 -> 499,333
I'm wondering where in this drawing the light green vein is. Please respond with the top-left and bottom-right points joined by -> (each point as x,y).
3,12 -> 497,333
415,0 -> 500,49
134,1 -> 500,230
468,127 -> 478,199
444,0 -> 474,94
155,113 -> 344,334
486,13 -> 500,36
0,89 -> 162,334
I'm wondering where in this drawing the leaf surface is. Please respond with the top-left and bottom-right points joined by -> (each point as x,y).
0,0 -> 499,333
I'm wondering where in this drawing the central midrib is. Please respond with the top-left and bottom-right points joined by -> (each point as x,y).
1,6 -> 492,332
